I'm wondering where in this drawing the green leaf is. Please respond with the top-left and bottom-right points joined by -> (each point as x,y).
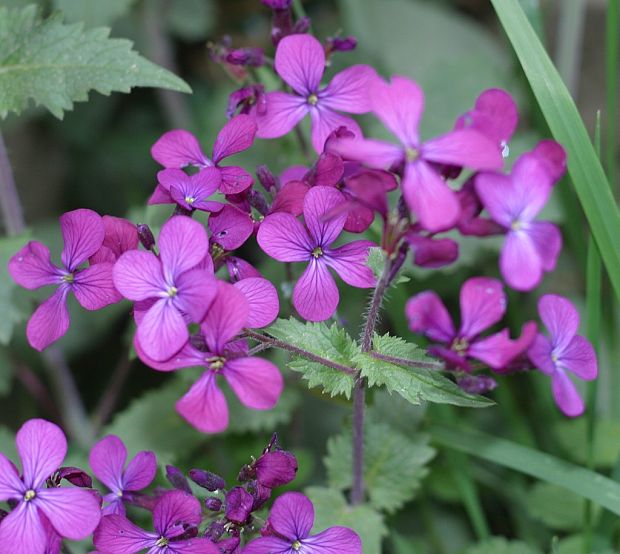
464,537 -> 542,554
431,424 -> 620,516
352,334 -> 494,408
554,418 -> 620,468
366,247 -> 409,284
489,0 -> 620,304
266,318 -> 357,398
325,418 -> 435,513
525,482 -> 585,531
0,5 -> 191,119
305,486 -> 387,554
0,232 -> 31,345
53,0 -> 137,27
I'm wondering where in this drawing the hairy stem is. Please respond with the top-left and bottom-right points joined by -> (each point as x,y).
370,351 -> 444,370
93,353 -> 134,432
0,130 -> 25,235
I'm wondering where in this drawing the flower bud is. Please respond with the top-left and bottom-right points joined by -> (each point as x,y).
225,487 -> 254,524
255,451 -> 298,488
137,224 -> 156,251
256,165 -> 278,193
326,35 -> 357,53
292,16 -> 311,34
189,469 -> 226,491
457,374 -> 497,394
165,465 -> 192,494
205,497 -> 223,511
226,48 -> 265,67
57,467 -> 92,488
227,84 -> 266,118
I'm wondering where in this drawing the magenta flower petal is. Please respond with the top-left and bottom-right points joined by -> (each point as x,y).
208,205 -> 254,250
329,137 -> 404,169
269,492 -> 314,541
73,263 -> 121,310
527,333 -> 556,376
408,234 -> 458,268
271,180 -> 309,215
137,298 -> 188,362
168,538 -> 221,553
93,514 -> 156,553
370,75 -> 423,146
60,209 -> 105,271
0,503 -> 46,554
538,294 -> 579,352
148,184 -> 173,206
254,91 -> 308,139
320,65 -> 376,113
224,357 -> 283,410
90,216 -> 139,264
173,269 -> 217,323
16,419 -> 66,489
226,256 -> 262,281
458,277 -> 505,339
528,221 -> 562,272
151,129 -> 208,168
153,490 -> 202,536
257,212 -> 313,262
36,487 -> 101,540
531,139 -> 567,183
422,129 -> 503,170
302,526 -> 362,553
281,164 -> 308,183
552,370 -> 585,417
559,335 -> 598,380
474,172 -> 515,228
158,216 -> 209,281
509,154 -> 554,220
468,321 -> 537,369
499,232 -> 542,291
402,160 -> 461,232
293,259 -> 339,321
234,277 -> 280,328
157,168 -> 190,193
202,282 -> 249,353
242,536 -> 292,554
176,371 -> 229,433
324,240 -> 375,288
218,165 -> 255,194
405,291 -> 455,343
134,337 -> 204,372
309,108 -> 362,153
121,451 -> 156,492
212,114 -> 257,163
26,287 -> 70,352
275,34 -> 324,95
8,242 -> 61,289
303,186 -> 347,246
89,435 -> 127,493
0,453 -> 24,500
112,250 -> 164,301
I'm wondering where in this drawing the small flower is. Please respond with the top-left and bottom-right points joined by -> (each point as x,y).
88,435 -> 157,516
406,277 -> 536,371
254,450 -> 298,489
0,419 -> 101,553
165,465 -> 192,494
149,167 -> 224,214
151,114 -> 258,194
475,145 -> 565,291
257,186 -> 376,321
528,294 -> 597,417
243,492 -> 361,553
253,34 -> 376,152
8,209 -> 121,351
225,487 -> 254,524
94,490 -> 220,553
189,469 -> 226,491
227,84 -> 267,119
89,215 -> 139,264
331,76 -> 503,232
113,216 -> 217,362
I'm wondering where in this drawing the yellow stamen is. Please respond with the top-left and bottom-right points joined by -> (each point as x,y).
311,246 -> 323,259
307,94 -> 319,106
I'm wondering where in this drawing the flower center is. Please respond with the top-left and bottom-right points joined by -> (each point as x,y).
307,93 -> 319,106
311,246 -> 323,259
405,147 -> 419,163
511,220 -> 522,231
451,337 -> 469,354
207,356 -> 226,371
292,540 -> 302,551
61,273 -> 74,284
23,489 -> 36,502
185,195 -> 196,205
155,537 -> 169,547
551,353 -> 558,363
167,286 -> 178,298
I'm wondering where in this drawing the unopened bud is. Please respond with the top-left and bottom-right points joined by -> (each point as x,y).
205,497 -> 222,511
165,465 -> 192,494
137,224 -> 156,251
226,48 -> 265,67
189,469 -> 226,491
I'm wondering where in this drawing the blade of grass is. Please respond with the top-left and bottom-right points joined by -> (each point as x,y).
606,0 -> 618,189
490,0 -> 620,305
430,424 -> 620,516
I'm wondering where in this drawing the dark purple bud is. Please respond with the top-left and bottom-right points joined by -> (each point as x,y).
57,467 -> 92,488
249,189 -> 270,216
137,224 -> 156,251
189,469 -> 226,491
227,84 -> 266,118
165,465 -> 192,494
255,451 -> 298,488
261,0 -> 292,8
205,521 -> 226,541
263,432 -> 279,454
256,165 -> 278,193
225,487 -> 254,524
205,497 -> 223,511
457,374 -> 497,395
226,48 -> 265,68
327,35 -> 357,52
292,16 -> 311,34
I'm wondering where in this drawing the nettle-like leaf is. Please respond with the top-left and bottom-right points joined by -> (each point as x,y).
53,0 -> 138,28
324,418 -> 435,513
305,486 -> 387,554
266,318 -> 358,398
353,333 -> 494,408
0,5 -> 191,119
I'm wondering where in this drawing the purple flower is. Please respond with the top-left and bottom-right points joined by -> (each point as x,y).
208,204 -> 254,251
226,47 -> 265,67
253,34 -> 376,153
89,435 -> 157,516
528,295 -> 597,417
149,167 -> 224,214
254,450 -> 298,489
234,277 -> 280,328
151,115 -> 257,194
243,492 -> 361,553
89,215 -> 139,264
113,216 -> 217,362
227,84 -> 267,119
406,233 -> 459,268
475,146 -> 565,291
0,419 -> 101,553
257,186 -> 376,321
331,76 -> 504,232
406,277 -> 536,371
225,487 -> 254,524
326,35 -> 357,53
8,209 -> 121,351
94,490 -> 219,553
135,282 -> 283,433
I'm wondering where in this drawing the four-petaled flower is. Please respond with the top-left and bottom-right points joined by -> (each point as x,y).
253,33 -> 376,153
8,209 -> 121,351
528,294 -> 598,417
149,167 -> 224,214
331,76 -> 504,232
406,277 -> 536,371
0,419 -> 101,553
89,435 -> 157,516
243,492 -> 361,553
257,186 -> 376,321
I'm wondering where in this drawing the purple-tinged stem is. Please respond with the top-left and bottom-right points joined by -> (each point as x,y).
0,131 -> 25,235
93,353 -> 133,431
370,351 -> 444,370
16,362 -> 61,420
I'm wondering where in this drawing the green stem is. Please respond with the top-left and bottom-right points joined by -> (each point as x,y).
0,130 -> 25,235
292,0 -> 307,20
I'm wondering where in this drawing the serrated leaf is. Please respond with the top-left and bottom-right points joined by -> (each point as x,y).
0,232 -> 31,345
353,334 -> 494,408
464,537 -> 542,554
0,5 -> 191,119
305,486 -> 387,554
325,418 -> 435,513
266,318 -> 357,398
53,0 -> 137,27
